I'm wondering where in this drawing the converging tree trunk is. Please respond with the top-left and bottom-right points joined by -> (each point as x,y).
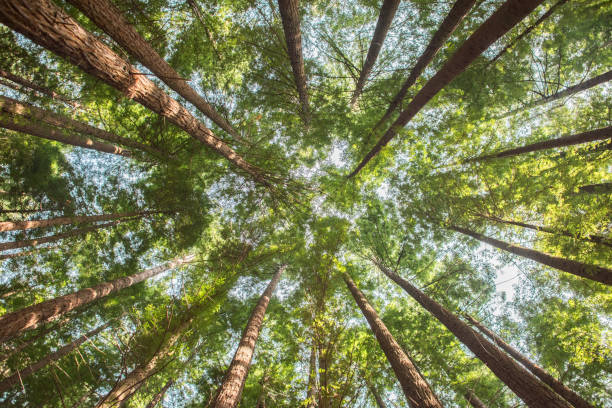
277,0 -> 310,121
0,245 -> 59,261
464,390 -> 488,408
0,0 -> 267,184
211,264 -> 286,408
145,379 -> 175,408
0,67 -> 79,108
349,0 -> 401,108
342,272 -> 442,408
373,260 -> 572,407
577,183 -> 612,195
349,0 -> 545,177
449,225 -> 612,285
465,315 -> 594,408
0,316 -> 70,362
365,377 -> 388,408
0,254 -> 194,342
0,321 -> 111,392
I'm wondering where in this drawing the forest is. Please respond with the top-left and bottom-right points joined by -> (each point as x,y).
0,0 -> 610,407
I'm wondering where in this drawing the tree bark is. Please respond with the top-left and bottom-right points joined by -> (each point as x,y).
372,0 -> 476,132
465,315 -> 594,408
475,213 -> 612,248
374,260 -> 572,407
342,272 -> 442,408
145,379 -> 174,408
277,0 -> 310,121
365,377 -> 388,408
0,95 -> 165,158
449,225 -> 612,286
577,182 -> 612,195
0,316 -> 70,362
465,126 -> 612,162
65,0 -> 240,141
0,0 -> 267,185
211,264 -> 286,408
0,321 -> 111,392
0,254 -> 193,343
0,67 -> 78,108
0,245 -> 59,261
349,0 -> 401,108
306,340 -> 318,407
464,390 -> 488,408
348,0 -> 545,177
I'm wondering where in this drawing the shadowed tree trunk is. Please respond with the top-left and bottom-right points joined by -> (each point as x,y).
348,0 -> 545,177
0,0 -> 267,185
577,183 -> 612,195
464,390 -> 488,408
0,254 -> 194,342
187,0 -> 223,61
0,67 -> 79,108
211,264 -> 286,408
449,225 -> 612,285
349,0 -> 401,108
0,321 -> 111,392
0,316 -> 70,362
342,272 -> 442,407
277,0 -> 310,121
372,0 -> 476,132
373,260 -> 572,407
66,0 -> 240,141
465,315 -> 595,408
145,379 -> 174,408
365,377 -> 388,408
0,245 -> 59,261
306,340 -> 319,407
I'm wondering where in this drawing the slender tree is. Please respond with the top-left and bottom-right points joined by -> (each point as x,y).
349,0 -> 401,108
0,254 -> 194,342
465,314 -> 594,408
0,317 -> 70,362
0,67 -> 79,108
342,272 -> 443,408
464,390 -> 488,408
211,264 -> 286,408
0,245 -> 59,261
306,340 -> 318,408
373,260 -> 572,407
0,321 -> 111,392
449,225 -> 612,286
577,183 -> 612,195
365,377 -> 388,408
145,379 -> 174,408
277,0 -> 310,121
348,0 -> 545,177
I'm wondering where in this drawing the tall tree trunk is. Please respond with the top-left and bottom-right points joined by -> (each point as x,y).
65,0 -> 240,141
277,0 -> 310,121
211,264 -> 286,408
349,0 -> 401,108
465,126 -> 612,162
0,210 -> 163,232
465,315 -> 594,408
0,95 -> 165,158
577,182 -> 612,195
317,342 -> 330,408
0,321 -> 111,392
464,390 -> 488,408
449,225 -> 612,286
372,0 -> 476,132
0,316 -> 70,362
0,254 -> 194,342
348,0 -> 545,177
475,213 -> 612,248
255,373 -> 269,408
0,115 -> 132,158
0,67 -> 78,108
306,340 -> 318,407
145,379 -> 174,408
365,377 -> 388,408
342,272 -> 442,408
186,0 -> 223,62
0,0 -> 267,185
374,260 -> 572,407
0,245 -> 59,261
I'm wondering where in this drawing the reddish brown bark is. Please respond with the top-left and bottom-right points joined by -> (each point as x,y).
350,0 -> 401,107
465,315 -> 594,408
450,225 -> 612,286
0,255 -> 193,343
66,0 -> 240,141
277,0 -> 310,121
211,265 -> 285,408
0,67 -> 79,108
464,390 -> 488,408
374,260 -> 572,407
0,0 -> 267,184
0,321 -> 111,392
343,272 -> 442,407
349,0 -> 545,177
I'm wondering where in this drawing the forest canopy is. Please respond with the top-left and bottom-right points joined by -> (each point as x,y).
0,0 -> 610,407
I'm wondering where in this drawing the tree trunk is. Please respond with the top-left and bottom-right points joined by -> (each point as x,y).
577,182 -> 612,195
374,260 -> 572,407
0,210 -> 162,232
465,315 -> 594,408
348,0 -> 545,177
372,0 -> 476,132
306,340 -> 318,407
65,0 -> 240,141
0,95 -> 165,158
365,377 -> 388,408
342,272 -> 442,408
0,0 -> 267,185
277,0 -> 310,121
0,67 -> 78,108
317,341 -> 330,408
0,245 -> 59,261
465,126 -> 612,162
0,316 -> 70,362
0,115 -> 131,158
0,254 -> 193,343
449,225 -> 612,286
0,321 -> 110,392
211,264 -> 285,408
464,390 -> 488,408
145,379 -> 174,408
475,213 -> 612,248
349,0 -> 401,108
